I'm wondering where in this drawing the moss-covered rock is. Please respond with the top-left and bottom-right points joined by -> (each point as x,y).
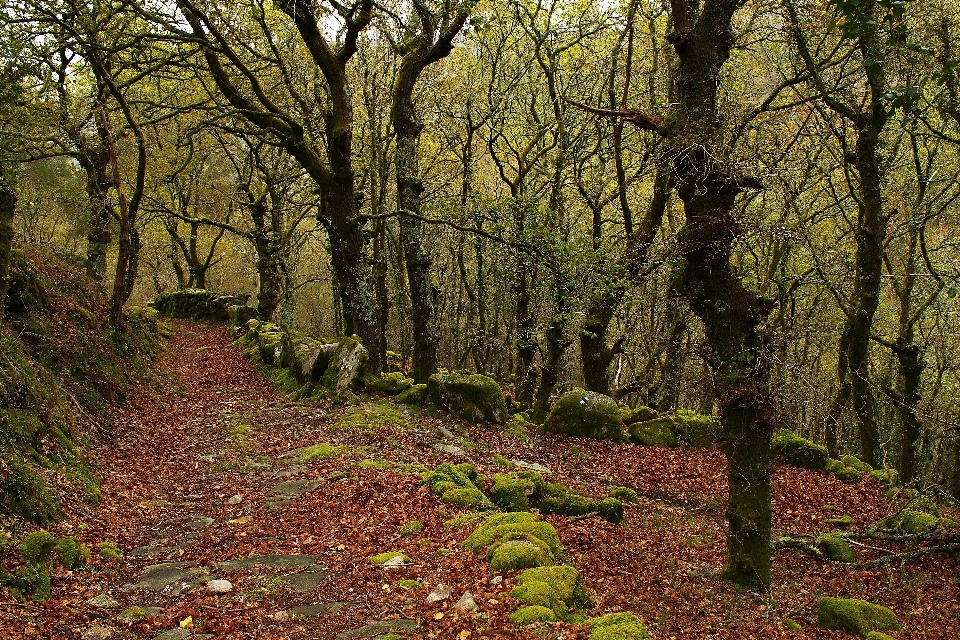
674,410 -> 722,447
537,483 -> 624,525
628,417 -> 678,447
817,535 -> 856,563
489,473 -> 536,512
368,551 -> 412,565
609,486 -> 638,503
509,605 -> 557,624
489,539 -> 555,571
295,443 -> 345,461
0,455 -> 62,525
54,536 -> 90,569
424,463 -> 494,509
840,455 -> 872,474
825,458 -> 864,483
97,541 -> 122,561
772,430 -> 829,470
621,406 -> 658,425
152,289 -> 249,321
587,612 -> 651,640
879,509 -> 938,534
428,373 -> 508,424
869,468 -> 899,486
321,337 -> 369,395
517,565 -> 591,610
544,390 -> 625,442
361,371 -> 414,395
19,531 -> 56,563
817,597 -> 901,637
443,487 -> 491,507
865,632 -> 896,640
464,512 -> 564,562
396,383 -> 428,405
825,514 -> 855,529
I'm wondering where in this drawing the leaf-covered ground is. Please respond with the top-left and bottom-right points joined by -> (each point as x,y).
2,321 -> 958,639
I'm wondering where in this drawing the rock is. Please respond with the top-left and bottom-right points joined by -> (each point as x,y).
226,494 -> 243,505
153,629 -> 192,640
628,417 -> 678,447
273,611 -> 290,622
300,343 -> 339,382
206,579 -> 233,595
490,575 -> 503,585
286,602 -> 348,618
674,410 -> 722,447
128,562 -> 209,594
509,605 -> 556,625
334,619 -> 419,639
152,289 -> 249,321
772,430 -> 829,469
86,594 -> 120,609
280,570 -> 327,592
82,627 -> 114,640
427,373 -> 508,424
368,551 -> 411,566
118,606 -> 163,622
433,443 -> 466,457
587,612 -> 651,639
187,517 -> 214,530
322,337 -> 369,394
510,459 -> 551,473
543,389 -> 625,442
426,583 -> 453,603
396,383 -> 428,405
817,596 -> 901,637
454,591 -> 479,612
215,554 -> 324,572
817,535 -> 857,563
381,555 -> 406,567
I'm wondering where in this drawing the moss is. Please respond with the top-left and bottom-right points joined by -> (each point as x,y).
865,633 -> 896,640
544,390 -> 625,442
628,417 -> 678,447
509,605 -> 557,624
396,384 -> 428,405
18,531 -> 56,563
0,455 -> 62,525
297,443 -> 345,461
674,410 -> 722,447
397,579 -> 422,589
840,455 -> 873,473
587,612 -> 651,640
489,540 -> 555,571
880,509 -> 938,534
536,483 -> 623,525
442,487 -> 490,507
511,579 -> 564,613
869,468 -> 899,486
595,498 -> 625,525
825,458 -> 864,482
622,406 -> 658,425
399,520 -> 424,536
783,618 -> 801,631
609,486 -> 638,503
360,372 -> 414,395
464,512 -> 564,561
444,512 -> 485,530
427,373 -> 508,424
825,514 -> 855,529
54,536 -> 90,569
97,541 -> 122,561
517,565 -> 588,607
333,401 -> 410,432
152,289 -> 248,321
368,551 -> 411,565
118,606 -> 149,622
490,473 -> 536,512
817,597 -> 901,637
817,535 -> 857,563
772,430 -> 829,470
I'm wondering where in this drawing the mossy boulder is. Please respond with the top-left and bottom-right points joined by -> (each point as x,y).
318,336 -> 369,395
152,289 -> 249,321
537,483 -> 624,525
772,430 -> 829,470
515,565 -> 592,615
464,512 -> 564,563
54,536 -> 90,569
825,514 -> 855,529
621,406 -> 658,425
587,612 -> 651,640
673,410 -> 722,447
509,605 -> 557,624
840,455 -> 872,474
368,552 -> 412,565
869,468 -> 899,486
817,597 -> 901,637
227,304 -> 259,334
360,371 -> 414,395
424,463 -> 495,509
628,417 -> 678,447
544,390 -> 625,442
825,458 -> 864,483
397,383 -> 428,405
428,373 -> 508,424
489,539 -> 555,571
817,535 -> 856,563
489,473 -> 537,512
879,509 -> 938,534
609,486 -> 638,503
97,541 -> 122,561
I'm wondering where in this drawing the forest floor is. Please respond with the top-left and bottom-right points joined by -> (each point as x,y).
2,320 -> 958,639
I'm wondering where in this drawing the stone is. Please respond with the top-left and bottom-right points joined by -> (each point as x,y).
628,417 -> 678,447
128,562 -> 209,594
280,570 -> 327,593
427,373 -> 508,424
772,430 -> 829,470
426,583 -> 453,603
300,343 -> 339,382
215,554 -> 323,572
153,629 -> 191,640
287,602 -> 348,618
82,627 -> 114,640
510,459 -> 551,473
273,611 -> 290,622
186,517 -> 214,530
117,606 -> 164,622
86,594 -> 120,609
818,597 -> 902,637
322,338 -> 369,394
454,591 -> 479,612
226,494 -> 243,505
206,579 -> 233,595
433,443 -> 467,457
544,389 -> 625,442
381,555 -> 406,567
334,619 -> 418,639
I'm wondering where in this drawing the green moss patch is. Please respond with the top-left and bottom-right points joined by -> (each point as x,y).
825,458 -> 864,483
423,463 -> 495,509
673,410 -> 722,447
368,552 -> 411,565
878,509 -> 938,534
464,512 -> 564,562
295,443 -> 346,461
628,417 -> 678,447
825,514 -> 855,529
587,612 -> 651,640
509,605 -> 557,624
397,384 -> 428,405
544,390 -> 625,442
360,372 -> 414,395
817,535 -> 856,563
817,597 -> 901,637
152,289 -> 249,321
772,430 -> 829,470
427,373 -> 508,424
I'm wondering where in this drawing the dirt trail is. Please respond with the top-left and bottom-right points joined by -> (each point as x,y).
4,320 -> 959,640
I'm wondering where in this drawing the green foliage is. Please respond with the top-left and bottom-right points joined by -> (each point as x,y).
817,597 -> 901,637
399,520 -> 424,536
423,462 -> 494,509
360,372 -> 413,395
54,536 -> 90,569
489,473 -> 536,512
609,486 -> 638,503
97,541 -> 122,561
296,443 -> 345,461
544,390 -> 625,442
825,458 -> 864,482
783,618 -> 802,631
673,410 -> 722,447
463,512 -> 564,561
772,430 -> 829,470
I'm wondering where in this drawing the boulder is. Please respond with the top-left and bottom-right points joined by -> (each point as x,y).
628,417 -> 678,447
817,597 -> 901,637
543,390 -> 625,442
427,374 -> 508,424
322,337 -> 369,395
772,430 -> 829,470
300,343 -> 339,382
151,289 -> 248,321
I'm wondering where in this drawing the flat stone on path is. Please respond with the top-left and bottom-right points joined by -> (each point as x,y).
510,459 -> 551,473
206,579 -> 233,595
215,553 -> 324,572
433,443 -> 466,456
286,602 -> 349,618
426,583 -> 452,603
280,570 -> 327,592
269,478 -> 322,497
186,517 -> 214,530
335,619 -> 419,639
86,594 -> 120,609
128,562 -> 209,594
153,630 -> 191,640
82,628 -> 114,640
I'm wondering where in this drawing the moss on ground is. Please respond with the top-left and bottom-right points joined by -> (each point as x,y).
587,612 -> 651,640
427,373 -> 508,423
772,430 -> 829,470
817,597 -> 901,637
628,417 -> 678,447
825,458 -> 864,483
817,535 -> 856,563
368,552 -> 411,565
673,410 -> 722,447
544,390 -> 625,442
509,605 -> 557,624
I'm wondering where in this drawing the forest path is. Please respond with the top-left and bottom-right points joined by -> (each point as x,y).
8,320 -> 959,640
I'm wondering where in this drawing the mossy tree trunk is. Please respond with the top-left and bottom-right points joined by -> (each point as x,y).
0,176 -> 14,322
389,4 -> 470,383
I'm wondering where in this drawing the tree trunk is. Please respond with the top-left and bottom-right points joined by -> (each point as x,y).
82,151 -> 112,282
0,177 -> 15,322
531,289 -> 573,423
